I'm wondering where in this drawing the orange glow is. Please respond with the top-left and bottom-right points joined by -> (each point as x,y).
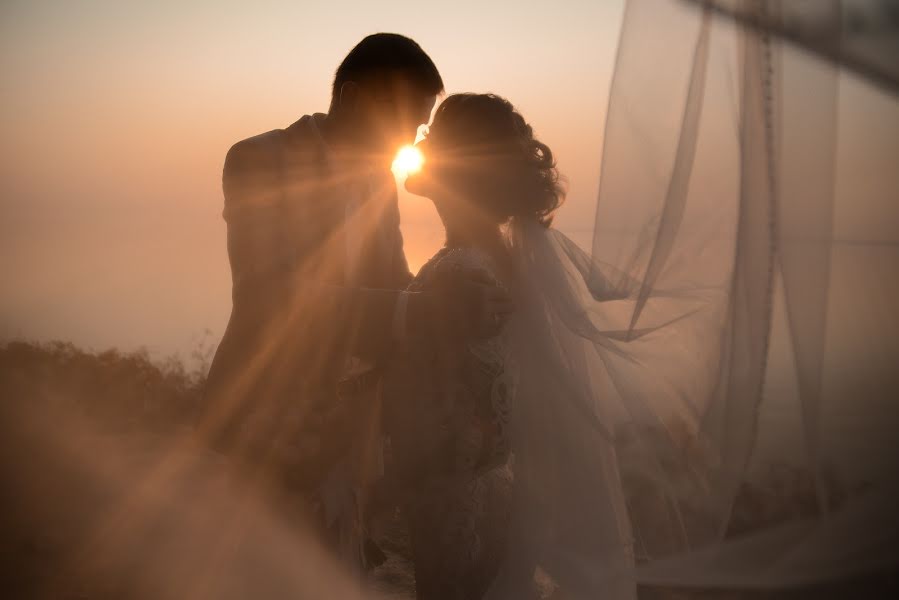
391,145 -> 424,178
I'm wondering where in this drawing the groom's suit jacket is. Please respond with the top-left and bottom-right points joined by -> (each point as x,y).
201,114 -> 412,481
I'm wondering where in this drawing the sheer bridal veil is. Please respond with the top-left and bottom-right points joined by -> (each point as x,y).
488,1 -> 899,596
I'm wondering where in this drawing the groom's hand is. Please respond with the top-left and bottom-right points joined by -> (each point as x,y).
408,266 -> 514,342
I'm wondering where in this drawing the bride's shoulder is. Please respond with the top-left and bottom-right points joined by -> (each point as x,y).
436,247 -> 498,274
414,247 -> 502,289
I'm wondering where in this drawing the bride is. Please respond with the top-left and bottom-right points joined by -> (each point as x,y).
380,93 -> 636,599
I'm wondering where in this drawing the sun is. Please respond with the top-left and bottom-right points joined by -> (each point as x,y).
391,145 -> 424,178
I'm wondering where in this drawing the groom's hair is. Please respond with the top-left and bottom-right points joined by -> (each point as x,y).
332,33 -> 443,102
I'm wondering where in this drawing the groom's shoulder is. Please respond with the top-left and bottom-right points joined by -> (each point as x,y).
224,128 -> 289,175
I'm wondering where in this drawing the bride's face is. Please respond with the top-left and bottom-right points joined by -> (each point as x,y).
405,129 -> 490,192
403,135 -> 475,225
403,136 -> 439,198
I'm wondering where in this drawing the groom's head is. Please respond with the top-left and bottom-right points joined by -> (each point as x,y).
328,33 -> 442,156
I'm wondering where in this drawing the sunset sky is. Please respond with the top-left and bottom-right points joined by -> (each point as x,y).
1,0 -> 896,364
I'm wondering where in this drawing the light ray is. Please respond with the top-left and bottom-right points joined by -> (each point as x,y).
391,145 -> 424,178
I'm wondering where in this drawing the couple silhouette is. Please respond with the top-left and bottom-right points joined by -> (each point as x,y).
198,33 -> 559,599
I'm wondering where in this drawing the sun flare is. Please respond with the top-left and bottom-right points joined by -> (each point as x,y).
391,145 -> 424,178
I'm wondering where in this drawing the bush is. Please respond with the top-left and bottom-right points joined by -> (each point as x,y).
0,340 -> 206,434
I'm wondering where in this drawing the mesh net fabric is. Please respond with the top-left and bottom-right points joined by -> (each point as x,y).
487,1 -> 899,596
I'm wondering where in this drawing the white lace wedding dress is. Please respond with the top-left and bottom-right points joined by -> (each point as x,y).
381,247 -> 516,599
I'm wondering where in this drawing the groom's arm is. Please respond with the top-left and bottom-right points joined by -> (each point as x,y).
223,136 -> 404,364
386,194 -> 415,345
387,192 -> 414,289
310,282 -> 403,362
222,134 -> 286,297
331,180 -> 412,359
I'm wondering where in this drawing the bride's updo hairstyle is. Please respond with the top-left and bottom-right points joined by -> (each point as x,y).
423,93 -> 565,227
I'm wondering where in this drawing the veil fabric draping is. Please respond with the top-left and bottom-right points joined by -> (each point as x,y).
487,0 -> 899,596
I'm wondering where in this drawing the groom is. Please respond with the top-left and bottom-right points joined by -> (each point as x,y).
200,34 -> 509,569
